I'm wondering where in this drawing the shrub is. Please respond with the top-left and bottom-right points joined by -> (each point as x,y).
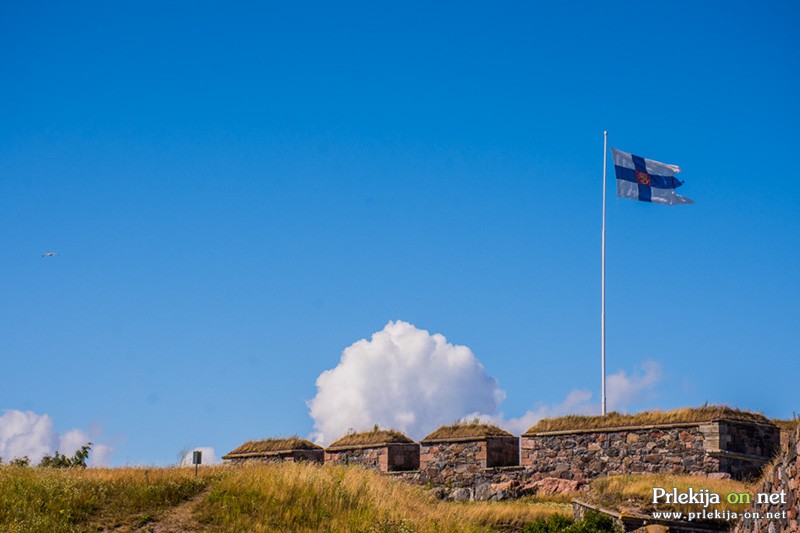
10,456 -> 31,467
40,443 -> 92,469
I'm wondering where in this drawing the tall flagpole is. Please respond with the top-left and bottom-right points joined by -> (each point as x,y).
601,131 -> 608,416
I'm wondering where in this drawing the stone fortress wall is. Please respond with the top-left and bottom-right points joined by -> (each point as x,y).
734,423 -> 800,533
222,436 -> 325,465
224,408 -> 783,502
520,418 -> 779,482
325,442 -> 420,472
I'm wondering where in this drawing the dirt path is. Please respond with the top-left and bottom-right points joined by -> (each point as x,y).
135,488 -> 212,533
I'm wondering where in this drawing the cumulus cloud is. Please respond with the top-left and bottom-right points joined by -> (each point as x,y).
0,410 -> 57,464
0,409 -> 113,466
179,447 -> 219,466
308,320 -> 505,444
307,320 -> 664,444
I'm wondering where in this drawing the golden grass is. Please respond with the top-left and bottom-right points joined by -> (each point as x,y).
328,429 -> 413,448
588,474 -> 756,516
526,405 -> 771,433
0,462 -> 574,532
423,423 -> 512,441
771,418 -> 800,431
455,499 -> 571,530
0,465 -> 217,532
224,436 -> 321,456
197,462 -> 566,532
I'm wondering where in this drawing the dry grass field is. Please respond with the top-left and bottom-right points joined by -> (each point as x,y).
0,465 -> 212,531
2,460 -> 760,531
0,462 -> 571,532
587,473 -> 756,516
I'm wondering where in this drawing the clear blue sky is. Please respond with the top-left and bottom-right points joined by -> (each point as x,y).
1,1 -> 798,465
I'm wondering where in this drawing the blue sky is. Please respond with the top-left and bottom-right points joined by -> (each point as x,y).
1,1 -> 798,465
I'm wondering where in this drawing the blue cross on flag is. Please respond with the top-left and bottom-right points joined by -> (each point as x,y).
611,148 -> 694,205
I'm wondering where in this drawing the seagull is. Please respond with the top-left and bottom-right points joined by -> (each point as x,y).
42,252 -> 57,257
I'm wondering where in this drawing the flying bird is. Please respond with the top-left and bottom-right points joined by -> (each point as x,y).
42,252 -> 57,257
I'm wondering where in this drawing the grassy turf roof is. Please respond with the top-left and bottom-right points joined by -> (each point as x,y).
772,419 -> 800,431
525,406 -> 773,434
225,436 -> 321,456
422,423 -> 512,441
327,429 -> 414,448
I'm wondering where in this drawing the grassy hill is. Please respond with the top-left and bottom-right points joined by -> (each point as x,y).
0,462 -> 572,532
1,461 -> 759,531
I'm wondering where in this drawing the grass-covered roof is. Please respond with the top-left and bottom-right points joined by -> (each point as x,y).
525,405 -> 772,434
327,429 -> 414,449
771,418 -> 800,431
422,422 -> 512,441
225,437 -> 321,457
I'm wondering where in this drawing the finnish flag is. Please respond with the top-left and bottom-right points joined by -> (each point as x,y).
611,148 -> 694,205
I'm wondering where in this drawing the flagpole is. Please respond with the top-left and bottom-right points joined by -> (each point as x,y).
601,131 -> 608,416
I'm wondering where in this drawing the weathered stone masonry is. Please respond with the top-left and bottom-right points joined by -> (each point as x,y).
418,435 -> 520,486
224,414 -> 781,501
520,419 -> 779,482
319,429 -> 420,473
325,442 -> 420,472
222,437 -> 324,464
224,448 -> 324,464
735,423 -> 800,533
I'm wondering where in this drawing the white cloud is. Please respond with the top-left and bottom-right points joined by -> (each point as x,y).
59,429 -> 90,457
607,360 -> 662,410
180,447 -> 219,466
307,321 -> 664,444
486,360 -> 664,434
483,389 -> 596,435
91,444 -> 114,467
0,409 -> 113,466
307,320 -> 505,444
0,410 -> 57,464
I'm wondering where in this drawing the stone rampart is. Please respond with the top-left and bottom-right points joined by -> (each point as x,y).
225,412 -> 780,501
221,437 -> 324,464
224,449 -> 323,464
521,419 -> 779,482
418,436 -> 519,486
324,442 -> 419,472
734,423 -> 800,532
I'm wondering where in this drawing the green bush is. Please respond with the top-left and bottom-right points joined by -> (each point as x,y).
40,443 -> 92,468
524,514 -> 574,533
